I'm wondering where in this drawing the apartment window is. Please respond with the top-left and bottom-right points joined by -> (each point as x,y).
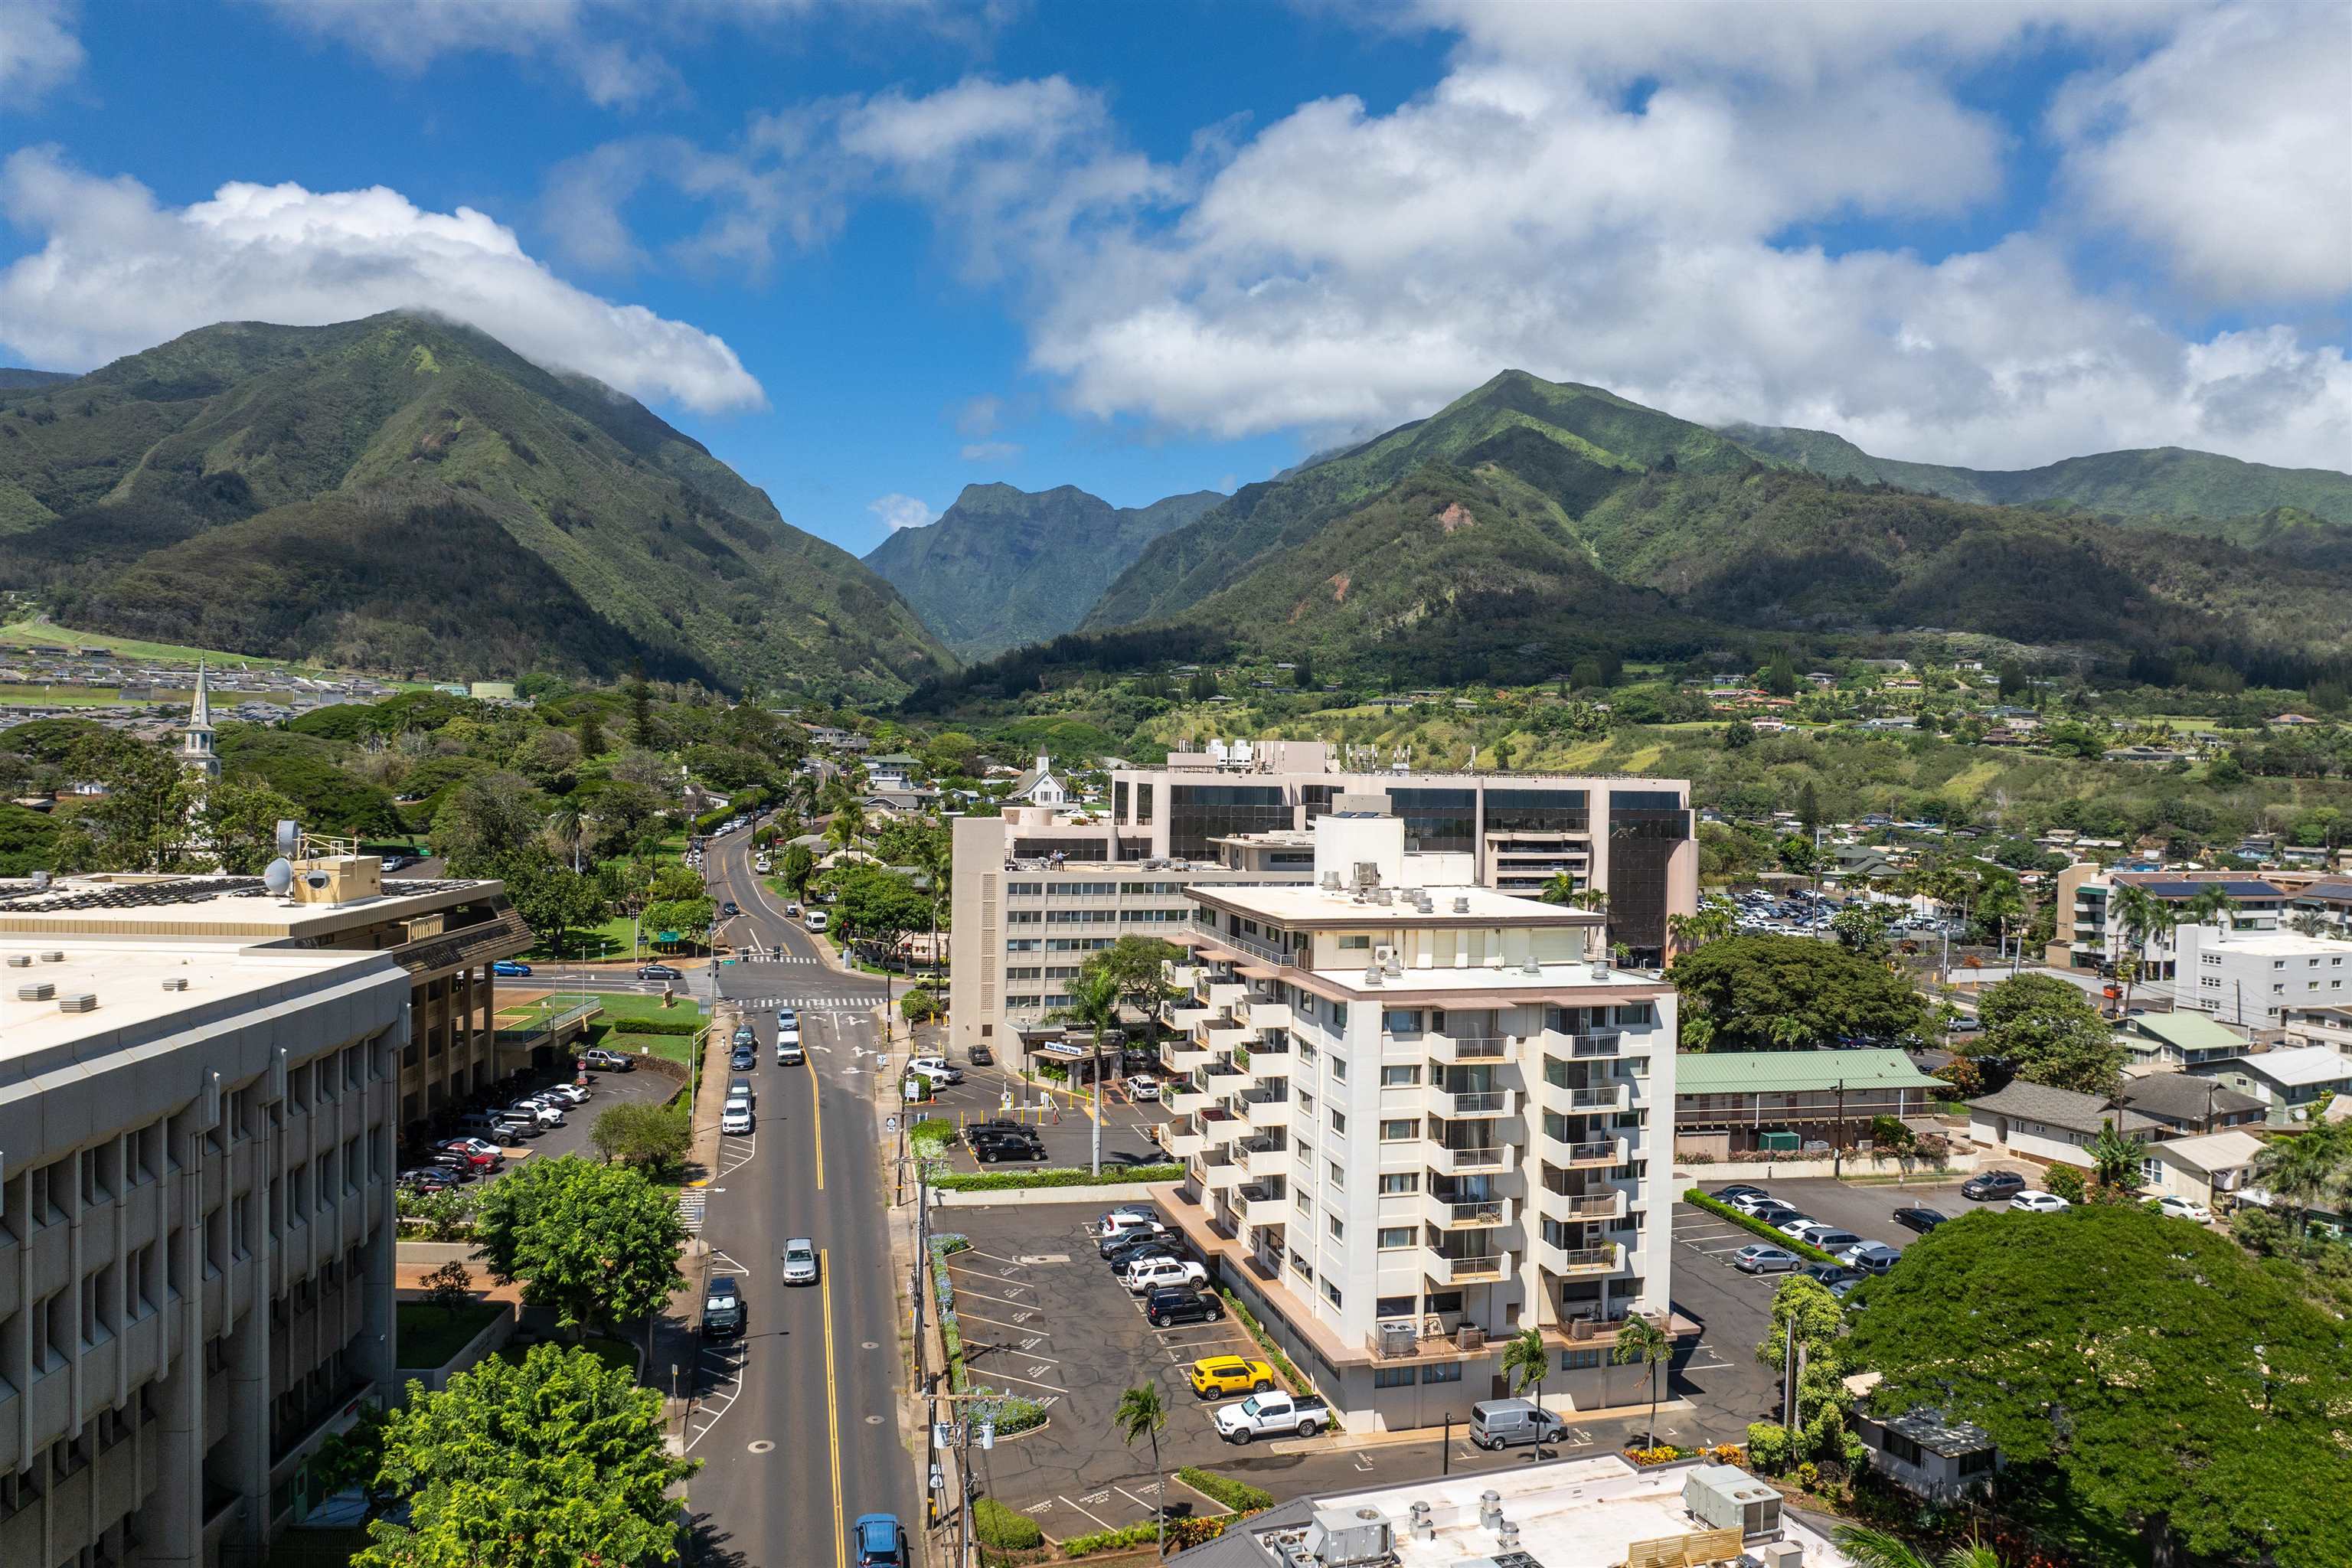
1294,1138 -> 1315,1167
1327,1215 -> 1345,1240
1330,1002 -> 1348,1030
1377,1172 -> 1420,1195
1380,1119 -> 1418,1142
1328,1161 -> 1346,1190
1381,1066 -> 1421,1086
1329,1056 -> 1348,1081
1374,1366 -> 1416,1388
1377,1227 -> 1414,1250
1613,1003 -> 1656,1027
1294,1187 -> 1313,1214
1382,1009 -> 1420,1034
1322,1279 -> 1344,1308
1558,1348 -> 1606,1370
1289,1248 -> 1312,1279
1338,935 -> 1371,950
1421,1362 -> 1463,1384
1329,1109 -> 1348,1135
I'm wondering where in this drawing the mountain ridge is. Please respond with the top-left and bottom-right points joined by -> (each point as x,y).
864,480 -> 1220,658
0,315 -> 952,697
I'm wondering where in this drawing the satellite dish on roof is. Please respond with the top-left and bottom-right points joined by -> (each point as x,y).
263,858 -> 294,897
275,819 -> 301,858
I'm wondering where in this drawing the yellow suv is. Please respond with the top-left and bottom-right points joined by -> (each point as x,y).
1187,1356 -> 1276,1400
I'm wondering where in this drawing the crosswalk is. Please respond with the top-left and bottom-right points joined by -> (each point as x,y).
677,1187 -> 708,1233
731,995 -> 878,1011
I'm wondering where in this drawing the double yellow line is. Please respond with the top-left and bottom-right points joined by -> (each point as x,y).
822,1246 -> 846,1568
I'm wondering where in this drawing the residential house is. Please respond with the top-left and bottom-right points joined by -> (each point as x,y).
2113,1072 -> 2266,1134
2282,1004 -> 2352,1053
1674,1050 -> 1946,1158
1844,1376 -> 2001,1503
864,752 -> 920,790
2144,1129 -> 2269,1210
1965,1080 -> 2170,1168
1001,752 -> 1070,806
2115,1010 -> 2253,1073
2190,1044 -> 2352,1125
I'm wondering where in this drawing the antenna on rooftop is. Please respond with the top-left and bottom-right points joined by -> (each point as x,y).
263,858 -> 294,900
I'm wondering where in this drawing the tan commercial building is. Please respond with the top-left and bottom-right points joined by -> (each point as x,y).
0,906 -> 412,1566
1152,812 -> 1681,1432
0,865 -> 533,1144
949,747 -> 1696,1056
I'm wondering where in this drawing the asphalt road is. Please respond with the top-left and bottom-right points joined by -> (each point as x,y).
675,823 -> 913,1568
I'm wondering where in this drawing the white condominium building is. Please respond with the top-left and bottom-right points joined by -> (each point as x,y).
2174,921 -> 2352,1028
1153,811 -> 1679,1433
0,884 -> 413,1566
947,745 -> 1697,1056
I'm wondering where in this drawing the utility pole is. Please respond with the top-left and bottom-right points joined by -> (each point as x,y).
1833,1080 -> 1847,1178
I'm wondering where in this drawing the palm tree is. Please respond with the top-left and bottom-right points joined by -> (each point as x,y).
1831,1524 -> 2007,1568
2180,883 -> 2236,935
1067,966 -> 1124,1178
2109,884 -> 2173,1015
1976,877 -> 2025,972
1540,871 -> 1579,906
1112,1383 -> 1171,1559
2288,911 -> 2331,939
1765,1013 -> 1813,1051
2253,1125 -> 2349,1239
2085,1118 -> 2147,1194
1612,1313 -> 1673,1449
1500,1328 -> 1553,1454
913,820 -> 952,980
545,803 -> 585,873
823,802 -> 859,854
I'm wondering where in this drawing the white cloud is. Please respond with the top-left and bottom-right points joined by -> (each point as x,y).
959,441 -> 1020,463
2050,1 -> 2352,302
0,0 -> 83,103
0,146 -> 764,412
868,492 -> 936,531
952,394 -> 1002,436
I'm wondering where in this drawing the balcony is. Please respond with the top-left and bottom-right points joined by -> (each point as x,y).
1242,1092 -> 1293,1130
1202,980 -> 1249,1011
1536,1077 -> 1628,1115
1428,1142 -> 1514,1175
1424,1245 -> 1512,1285
1165,1129 -> 1208,1158
1238,1184 -> 1289,1226
1427,1032 -> 1512,1064
1200,1021 -> 1253,1054
1234,998 -> 1292,1033
1545,1030 -> 1627,1060
1162,1001 -> 1210,1031
1163,962 -> 1202,991
1427,1086 -> 1516,1119
1199,1109 -> 1244,1146
1241,1138 -> 1289,1178
1163,1041 -> 1213,1073
1423,1192 -> 1511,1230
1367,1320 -> 1491,1361
1551,1135 -> 1626,1169
1537,1185 -> 1626,1221
1201,1155 -> 1246,1191
1212,929 -> 1303,970
1244,1045 -> 1291,1080
1534,1238 -> 1622,1276
1168,1089 -> 1214,1115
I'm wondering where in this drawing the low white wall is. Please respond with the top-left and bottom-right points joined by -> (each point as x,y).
394,1300 -> 519,1397
933,1181 -> 1166,1208
1676,1151 -> 1979,1184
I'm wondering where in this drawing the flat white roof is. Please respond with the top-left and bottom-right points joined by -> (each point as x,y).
2189,930 -> 2351,958
1250,1455 -> 1848,1568
1193,881 -> 1599,926
0,938 -> 400,1063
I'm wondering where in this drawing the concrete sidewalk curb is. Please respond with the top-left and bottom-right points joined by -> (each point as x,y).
933,1182 -> 1169,1207
1263,1397 -> 1697,1455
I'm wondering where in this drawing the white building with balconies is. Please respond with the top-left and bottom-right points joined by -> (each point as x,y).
1152,809 -> 1680,1433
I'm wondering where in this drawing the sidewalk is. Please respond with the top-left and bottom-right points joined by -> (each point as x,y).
1264,1396 -> 1696,1455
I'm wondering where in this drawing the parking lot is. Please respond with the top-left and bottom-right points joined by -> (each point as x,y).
913,1050 -> 1170,1173
945,1202 -> 1269,1537
402,1060 -> 678,1180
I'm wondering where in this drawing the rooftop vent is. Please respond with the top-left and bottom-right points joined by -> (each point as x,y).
1452,897 -> 1471,914
161,977 -> 189,992
18,982 -> 54,1000
38,950 -> 65,962
30,870 -> 49,890
1362,965 -> 1383,988
1479,1489 -> 1504,1530
1407,1501 -> 1434,1543
5,954 -> 28,967
57,993 -> 98,1014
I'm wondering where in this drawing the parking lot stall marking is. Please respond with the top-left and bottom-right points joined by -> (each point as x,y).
952,1285 -> 1044,1312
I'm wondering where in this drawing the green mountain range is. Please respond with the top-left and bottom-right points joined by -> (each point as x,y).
1076,370 -> 2352,685
0,315 -> 950,697
1723,422 -> 2352,527
0,370 -> 76,393
864,482 -> 1220,659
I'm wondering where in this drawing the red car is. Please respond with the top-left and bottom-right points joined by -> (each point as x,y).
438,1142 -> 503,1172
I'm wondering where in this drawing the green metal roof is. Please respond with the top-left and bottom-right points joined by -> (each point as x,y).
2123,1011 -> 2246,1053
1674,1049 -> 1945,1096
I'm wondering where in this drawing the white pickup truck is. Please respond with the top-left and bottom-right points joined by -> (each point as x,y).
1214,1390 -> 1331,1444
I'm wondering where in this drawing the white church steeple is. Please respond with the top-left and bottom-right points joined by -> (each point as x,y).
181,662 -> 218,782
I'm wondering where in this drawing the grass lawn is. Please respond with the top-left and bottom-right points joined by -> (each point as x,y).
522,914 -> 643,962
0,616 -> 433,686
0,684 -> 169,706
578,990 -> 704,1066
397,1301 -> 501,1369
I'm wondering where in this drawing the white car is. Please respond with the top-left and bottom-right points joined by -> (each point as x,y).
755,855 -> 773,874
1125,1075 -> 1160,1102
2009,1191 -> 2070,1214
505,1101 -> 564,1128
805,910 -> 829,933
543,1083 -> 590,1106
1124,1256 -> 1208,1294
906,1057 -> 963,1085
2154,1195 -> 2213,1223
782,1237 -> 818,1285
720,1099 -> 754,1135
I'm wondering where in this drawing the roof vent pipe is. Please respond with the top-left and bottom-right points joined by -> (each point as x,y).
1478,1490 -> 1503,1530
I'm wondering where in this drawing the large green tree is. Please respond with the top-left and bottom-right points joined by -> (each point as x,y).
1745,1276 -> 1863,1474
1672,934 -> 1927,1050
199,773 -> 302,874
1081,935 -> 1185,1041
358,1342 -> 696,1568
1847,1204 -> 2352,1567
470,1156 -> 687,1338
1968,972 -> 2122,1096
51,732 -> 198,872
430,771 -> 545,872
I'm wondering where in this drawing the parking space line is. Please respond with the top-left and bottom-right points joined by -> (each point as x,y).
965,1366 -> 1067,1393
951,1285 -> 1039,1310
1058,1495 -> 1115,1532
956,1310 -> 1046,1334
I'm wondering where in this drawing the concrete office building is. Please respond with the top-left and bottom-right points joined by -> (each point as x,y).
0,864 -> 531,1145
1153,810 -> 1680,1433
0,903 -> 411,1566
2172,923 -> 2352,1028
2043,866 -> 2296,977
948,746 -> 1696,1056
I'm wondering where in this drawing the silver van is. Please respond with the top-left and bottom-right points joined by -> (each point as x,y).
1469,1398 -> 1567,1450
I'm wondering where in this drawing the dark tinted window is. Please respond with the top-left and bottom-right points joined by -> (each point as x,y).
1168,785 -> 1289,858
1390,788 -> 1475,853
1484,789 -> 1589,833
1607,792 -> 1689,962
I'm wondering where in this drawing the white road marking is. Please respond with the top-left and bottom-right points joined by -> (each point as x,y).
966,1367 -> 1067,1393
1059,1495 -> 1114,1530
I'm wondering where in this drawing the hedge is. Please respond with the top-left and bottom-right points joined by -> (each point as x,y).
931,1163 -> 1182,1193
599,1014 -> 701,1037
973,1497 -> 1042,1550
1217,1289 -> 1305,1393
1177,1467 -> 1273,1514
1061,1522 -> 1159,1557
1683,1190 -> 1839,1265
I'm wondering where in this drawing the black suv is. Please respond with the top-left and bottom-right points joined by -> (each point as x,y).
1961,1170 -> 2027,1202
972,1130 -> 1047,1164
1104,1233 -> 1187,1270
1145,1287 -> 1224,1328
703,1276 -> 746,1340
963,1119 -> 1035,1149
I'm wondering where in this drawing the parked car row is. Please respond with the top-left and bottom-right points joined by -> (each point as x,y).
1711,1184 -> 1903,1286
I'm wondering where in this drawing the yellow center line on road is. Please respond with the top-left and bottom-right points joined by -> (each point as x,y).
808,1046 -> 825,1191
822,1246 -> 846,1568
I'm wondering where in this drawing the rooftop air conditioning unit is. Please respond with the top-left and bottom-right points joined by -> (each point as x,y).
1683,1464 -> 1785,1540
1305,1506 -> 1392,1568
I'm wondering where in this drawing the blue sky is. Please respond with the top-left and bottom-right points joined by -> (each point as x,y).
2,1 -> 2346,558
